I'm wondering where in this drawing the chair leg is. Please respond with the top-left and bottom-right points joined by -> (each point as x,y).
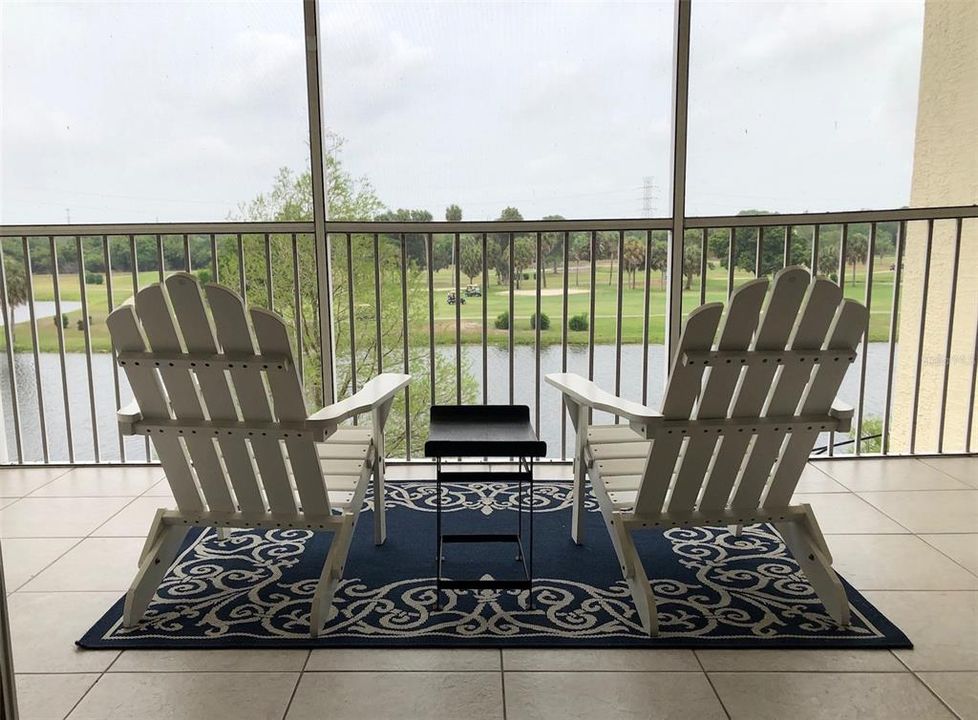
605,517 -> 658,636
373,451 -> 387,546
728,523 -> 743,536
124,514 -> 190,627
571,457 -> 586,545
309,516 -> 356,638
775,508 -> 850,626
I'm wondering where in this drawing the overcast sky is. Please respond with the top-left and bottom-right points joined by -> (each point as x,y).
0,0 -> 925,224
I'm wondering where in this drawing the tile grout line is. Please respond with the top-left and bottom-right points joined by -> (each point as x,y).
910,669 -> 966,720
499,648 -> 508,720
8,536 -> 87,594
693,650 -> 732,720
914,534 -> 978,582
279,650 -> 311,720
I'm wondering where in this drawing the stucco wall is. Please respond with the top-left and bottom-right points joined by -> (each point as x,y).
890,0 -> 978,452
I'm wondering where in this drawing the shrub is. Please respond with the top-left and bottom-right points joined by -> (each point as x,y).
195,269 -> 212,284
494,311 -> 510,330
568,313 -> 588,332
529,312 -> 550,331
85,271 -> 104,285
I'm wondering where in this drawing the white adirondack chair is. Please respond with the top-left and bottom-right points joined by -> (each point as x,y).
107,273 -> 410,637
547,267 -> 866,635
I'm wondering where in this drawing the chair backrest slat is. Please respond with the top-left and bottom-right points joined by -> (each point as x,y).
107,306 -> 204,512
731,279 -> 842,509
134,285 -> 235,513
696,267 -> 810,512
763,299 -> 867,507
204,285 -> 299,515
251,308 -> 332,518
165,275 -> 265,514
633,303 -> 723,516
668,279 -> 768,512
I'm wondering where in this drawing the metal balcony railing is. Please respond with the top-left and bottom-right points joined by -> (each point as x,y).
1,205 -> 976,465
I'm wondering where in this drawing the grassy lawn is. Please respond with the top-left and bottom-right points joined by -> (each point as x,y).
2,262 -> 893,353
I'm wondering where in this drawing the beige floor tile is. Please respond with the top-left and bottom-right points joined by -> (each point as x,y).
7,592 -> 120,673
67,672 -> 298,720
306,648 -> 498,672
90,496 -> 171,537
826,534 -> 978,590
0,469 -> 68,498
111,648 -> 308,672
502,648 -> 699,672
695,648 -> 905,672
504,671 -> 726,720
15,673 -> 99,720
920,534 -> 978,576
2,538 -> 80,592
858,490 -> 978,534
920,457 -> 978,488
861,590 -> 978,671
0,498 -> 133,538
795,464 -> 850,493
140,480 -> 174,498
286,672 -> 503,720
793,493 -> 908,534
709,671 -> 954,719
919,672 -> 978,720
816,458 -> 971,492
31,467 -> 164,497
21,537 -> 144,592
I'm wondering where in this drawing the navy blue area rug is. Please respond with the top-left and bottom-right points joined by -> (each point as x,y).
79,482 -> 910,649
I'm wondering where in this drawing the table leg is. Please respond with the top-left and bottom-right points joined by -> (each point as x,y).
435,458 -> 442,611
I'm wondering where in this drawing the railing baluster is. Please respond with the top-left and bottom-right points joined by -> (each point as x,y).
374,233 -> 384,378
967,227 -> 978,452
265,233 -> 274,311
22,237 -> 48,462
810,225 -> 821,274
641,230 -> 652,405
103,235 -> 125,461
346,234 -> 358,412
291,234 -> 304,383
236,233 -> 245,299
909,219 -> 935,454
129,235 -> 150,460
508,232 -> 515,405
754,227 -> 763,278
156,234 -> 164,283
614,230 -> 625,423
50,236 -> 73,462
726,227 -> 735,299
698,228 -> 707,306
182,233 -> 191,272
937,218 -> 963,453
562,231 -> 571,457
881,221 -> 905,456
426,233 -> 435,408
854,223 -> 876,455
837,224 -> 849,289
0,243 -> 24,462
534,231 -> 542,432
783,225 -> 791,269
210,233 -> 218,282
587,231 -> 597,385
454,233 -> 461,405
399,234 -> 411,459
76,236 -> 100,461
481,233 -> 488,407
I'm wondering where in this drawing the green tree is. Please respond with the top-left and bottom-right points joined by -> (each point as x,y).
445,204 -> 462,222
683,237 -> 701,290
818,244 -> 839,278
231,132 -> 475,457
373,208 -> 433,268
846,232 -> 869,286
0,255 -> 28,347
458,239 -> 482,283
622,238 -> 645,290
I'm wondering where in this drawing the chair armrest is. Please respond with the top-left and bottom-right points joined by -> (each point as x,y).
117,402 -> 142,436
308,373 -> 411,426
545,373 -> 661,426
829,399 -> 854,433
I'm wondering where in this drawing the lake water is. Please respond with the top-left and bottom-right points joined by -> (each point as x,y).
0,344 -> 893,462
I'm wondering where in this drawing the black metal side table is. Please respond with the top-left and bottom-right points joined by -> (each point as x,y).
424,405 -> 547,610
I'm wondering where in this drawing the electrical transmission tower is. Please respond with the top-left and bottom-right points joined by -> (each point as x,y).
642,177 -> 658,218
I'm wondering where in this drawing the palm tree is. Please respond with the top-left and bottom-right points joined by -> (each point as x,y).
1,257 -> 28,348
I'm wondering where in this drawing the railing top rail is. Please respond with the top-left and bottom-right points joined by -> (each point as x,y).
0,221 -> 315,237
2,204 -> 975,239
684,204 -> 978,228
